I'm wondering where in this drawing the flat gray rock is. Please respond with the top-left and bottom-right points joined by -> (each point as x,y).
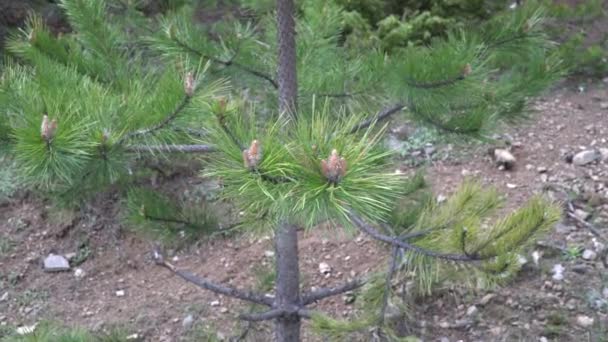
43,254 -> 70,272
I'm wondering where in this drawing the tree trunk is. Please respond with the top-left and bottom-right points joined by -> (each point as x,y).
274,222 -> 301,341
276,0 -> 298,116
275,0 -> 301,340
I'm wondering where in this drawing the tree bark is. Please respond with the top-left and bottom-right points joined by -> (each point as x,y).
276,0 -> 298,117
274,222 -> 301,341
274,0 -> 301,340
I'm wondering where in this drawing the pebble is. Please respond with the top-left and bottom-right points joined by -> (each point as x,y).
603,288 -> 608,299
574,209 -> 591,221
264,251 -> 275,258
43,254 -> 70,272
319,262 -> 331,275
220,307 -> 228,314
494,149 -> 516,169
552,264 -> 564,281
582,249 -> 597,260
0,292 -> 8,302
576,315 -> 594,328
74,268 -> 85,278
116,290 -> 125,297
182,314 -> 194,329
466,305 -> 478,316
572,150 -> 599,166
210,300 -> 220,307
479,293 -> 496,306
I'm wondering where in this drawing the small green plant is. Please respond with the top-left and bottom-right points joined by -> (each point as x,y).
0,237 -> 15,257
0,321 -> 129,342
563,245 -> 582,260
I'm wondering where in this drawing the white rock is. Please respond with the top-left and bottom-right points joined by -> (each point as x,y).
0,292 -> 8,302
552,264 -> 564,281
532,251 -> 542,265
43,254 -> 70,272
574,209 -> 591,221
115,290 -> 125,297
582,249 -> 597,260
466,305 -> 478,316
182,314 -> 194,329
576,315 -> 594,328
210,300 -> 220,307
479,293 -> 496,306
602,288 -> 608,299
539,337 -> 548,342
74,268 -> 85,278
264,250 -> 275,258
506,183 -> 517,189
319,262 -> 331,275
573,150 -> 600,166
16,323 -> 37,335
437,194 -> 447,203
494,149 -> 516,169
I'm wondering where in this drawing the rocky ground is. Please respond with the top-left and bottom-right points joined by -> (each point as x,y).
1,80 -> 608,341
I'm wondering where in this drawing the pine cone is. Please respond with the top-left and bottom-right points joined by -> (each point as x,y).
321,149 -> 347,184
184,72 -> 195,97
243,140 -> 262,170
40,114 -> 57,141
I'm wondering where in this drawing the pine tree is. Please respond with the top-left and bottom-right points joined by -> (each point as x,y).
0,0 -> 563,340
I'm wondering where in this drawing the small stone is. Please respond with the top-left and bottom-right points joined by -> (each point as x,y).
210,300 -> 220,307
466,305 -> 478,316
479,293 -> 496,306
115,290 -> 125,297
64,252 -> 77,261
506,183 -> 517,189
126,334 -> 142,341
16,324 -> 38,335
182,314 -> 194,329
74,268 -> 85,278
494,149 -> 516,170
43,254 -> 70,272
582,249 -> 597,260
264,251 -> 275,258
440,337 -> 450,342
600,102 -> 608,110
319,262 -> 331,275
537,166 -> 548,173
437,194 -> 447,203
552,264 -> 564,281
573,150 -> 600,166
220,307 -> 228,314
539,337 -> 548,342
574,209 -> 591,221
0,292 -> 8,302
602,288 -> 608,299
532,251 -> 542,265
576,315 -> 594,328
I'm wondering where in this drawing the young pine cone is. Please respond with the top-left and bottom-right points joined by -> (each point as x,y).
321,149 -> 347,184
184,72 -> 195,97
40,114 -> 57,141
243,140 -> 262,170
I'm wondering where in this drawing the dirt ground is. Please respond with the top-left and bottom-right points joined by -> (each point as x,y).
1,80 -> 607,341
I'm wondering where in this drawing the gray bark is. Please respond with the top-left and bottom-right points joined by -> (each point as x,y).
274,0 -> 301,340
274,222 -> 301,341
276,0 -> 298,117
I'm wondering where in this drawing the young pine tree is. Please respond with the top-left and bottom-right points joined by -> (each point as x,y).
0,0 -> 562,340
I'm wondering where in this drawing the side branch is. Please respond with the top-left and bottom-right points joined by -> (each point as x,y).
174,37 -> 278,89
301,279 -> 366,305
239,309 -> 287,322
405,74 -> 465,89
349,103 -> 405,134
348,211 -> 484,262
125,144 -> 217,153
153,250 -> 272,306
119,95 -> 191,144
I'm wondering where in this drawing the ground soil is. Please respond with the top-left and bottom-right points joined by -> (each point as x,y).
1,81 -> 607,341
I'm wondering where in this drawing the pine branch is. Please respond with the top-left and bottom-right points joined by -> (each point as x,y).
173,37 -> 278,89
349,103 -> 405,134
239,308 -> 288,322
118,94 -> 192,144
404,74 -> 466,89
125,144 -> 217,153
348,211 -> 484,262
301,279 -> 366,305
153,248 -> 273,306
